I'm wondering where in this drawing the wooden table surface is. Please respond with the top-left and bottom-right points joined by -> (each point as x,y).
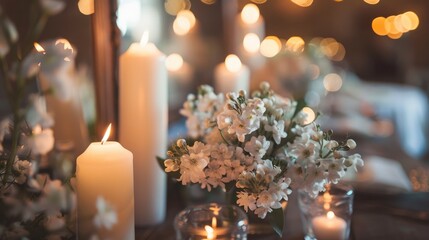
136,135 -> 429,240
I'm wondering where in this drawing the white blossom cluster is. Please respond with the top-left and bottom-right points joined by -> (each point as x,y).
164,82 -> 363,219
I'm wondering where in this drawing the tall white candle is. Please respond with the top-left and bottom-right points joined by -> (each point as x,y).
77,125 -> 134,239
311,211 -> 347,240
119,32 -> 167,226
214,54 -> 250,94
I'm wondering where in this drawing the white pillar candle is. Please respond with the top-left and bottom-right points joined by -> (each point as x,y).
214,54 -> 250,94
311,211 -> 347,240
119,32 -> 167,226
77,125 -> 134,239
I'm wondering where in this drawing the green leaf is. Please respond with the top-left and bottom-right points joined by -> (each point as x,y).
268,208 -> 284,237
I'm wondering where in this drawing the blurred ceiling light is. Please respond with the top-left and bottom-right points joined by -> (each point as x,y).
363,0 -> 380,5
243,33 -> 261,53
291,0 -> 313,8
404,11 -> 419,30
166,53 -> 184,71
177,10 -> 196,28
323,73 -> 343,92
302,107 -> 316,124
285,36 -> 305,53
260,36 -> 281,58
173,15 -> 191,35
241,4 -> 260,25
78,0 -> 94,15
372,17 -> 388,36
225,54 -> 242,72
165,0 -> 190,16
201,0 -> 216,4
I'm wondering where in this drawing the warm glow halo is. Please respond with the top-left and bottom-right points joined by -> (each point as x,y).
55,38 -> 74,53
177,10 -> 196,28
225,54 -> 242,72
260,36 -> 281,58
166,53 -> 184,71
243,33 -> 261,53
241,3 -> 260,24
327,211 -> 335,219
101,124 -> 112,144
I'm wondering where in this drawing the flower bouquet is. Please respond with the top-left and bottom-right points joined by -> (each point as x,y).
159,82 -> 363,236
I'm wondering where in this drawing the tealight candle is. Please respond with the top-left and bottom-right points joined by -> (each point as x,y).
214,54 -> 250,94
312,211 -> 347,240
76,124 -> 134,239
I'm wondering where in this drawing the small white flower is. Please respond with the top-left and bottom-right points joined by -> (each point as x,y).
244,136 -> 270,158
346,139 -> 357,149
164,159 -> 179,172
264,120 -> 287,144
13,159 -> 32,184
236,192 -> 257,212
93,196 -> 118,230
326,140 -> 339,150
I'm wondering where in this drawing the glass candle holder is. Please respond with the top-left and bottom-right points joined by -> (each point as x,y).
174,203 -> 248,240
298,185 -> 354,240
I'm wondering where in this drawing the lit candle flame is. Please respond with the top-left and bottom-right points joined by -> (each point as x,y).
101,124 -> 112,145
327,211 -> 335,219
204,225 -> 215,239
34,42 -> 45,53
140,31 -> 149,47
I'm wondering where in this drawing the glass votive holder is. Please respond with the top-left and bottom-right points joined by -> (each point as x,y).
174,203 -> 248,240
298,185 -> 354,240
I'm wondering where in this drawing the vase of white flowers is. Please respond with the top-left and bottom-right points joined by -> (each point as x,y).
0,1 -> 80,238
159,82 -> 363,237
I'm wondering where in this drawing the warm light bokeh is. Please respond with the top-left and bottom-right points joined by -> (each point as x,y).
372,11 -> 419,39
166,53 -> 184,71
302,107 -> 316,124
77,0 -> 94,15
173,16 -> 191,35
260,36 -> 281,58
241,3 -> 260,25
225,54 -> 242,72
291,0 -> 314,8
243,33 -> 261,53
363,0 -> 380,5
177,10 -> 196,29
285,36 -> 305,53
323,73 -> 343,92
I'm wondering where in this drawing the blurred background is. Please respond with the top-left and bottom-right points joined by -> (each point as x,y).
1,0 -> 428,163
